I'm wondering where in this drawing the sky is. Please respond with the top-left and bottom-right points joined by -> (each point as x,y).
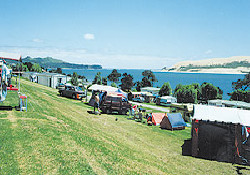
0,0 -> 250,69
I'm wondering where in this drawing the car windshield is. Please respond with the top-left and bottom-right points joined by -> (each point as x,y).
75,87 -> 83,91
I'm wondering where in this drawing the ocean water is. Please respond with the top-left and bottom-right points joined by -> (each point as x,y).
62,69 -> 245,100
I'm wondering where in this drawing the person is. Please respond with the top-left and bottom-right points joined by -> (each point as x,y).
94,93 -> 101,114
131,105 -> 137,116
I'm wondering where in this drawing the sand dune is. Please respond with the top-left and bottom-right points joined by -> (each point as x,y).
162,56 -> 250,74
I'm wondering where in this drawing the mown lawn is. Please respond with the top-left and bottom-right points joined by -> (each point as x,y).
0,78 -> 240,174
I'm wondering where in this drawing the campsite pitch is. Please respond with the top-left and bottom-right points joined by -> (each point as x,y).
0,78 -> 239,174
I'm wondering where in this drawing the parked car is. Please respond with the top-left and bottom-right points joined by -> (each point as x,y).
59,85 -> 86,100
100,94 -> 131,115
132,97 -> 145,103
56,83 -> 65,90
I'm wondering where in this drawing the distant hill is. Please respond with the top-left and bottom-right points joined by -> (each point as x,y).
22,56 -> 102,69
162,56 -> 250,74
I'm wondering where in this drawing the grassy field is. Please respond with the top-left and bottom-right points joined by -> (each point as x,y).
0,79 -> 240,174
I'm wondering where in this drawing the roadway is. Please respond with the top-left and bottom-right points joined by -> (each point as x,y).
129,101 -> 170,113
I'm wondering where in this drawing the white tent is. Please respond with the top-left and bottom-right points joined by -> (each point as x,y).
88,84 -> 127,97
193,105 -> 250,126
88,84 -> 119,92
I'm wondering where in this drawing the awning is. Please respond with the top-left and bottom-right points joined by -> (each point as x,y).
193,104 -> 250,126
0,52 -> 21,61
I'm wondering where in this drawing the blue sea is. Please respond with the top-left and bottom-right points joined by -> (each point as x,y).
62,69 -> 246,100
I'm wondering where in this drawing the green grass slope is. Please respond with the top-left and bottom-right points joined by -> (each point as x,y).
0,79 -> 237,174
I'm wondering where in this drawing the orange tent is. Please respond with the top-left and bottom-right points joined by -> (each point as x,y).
151,113 -> 166,126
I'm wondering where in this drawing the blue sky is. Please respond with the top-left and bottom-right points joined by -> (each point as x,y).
0,0 -> 250,69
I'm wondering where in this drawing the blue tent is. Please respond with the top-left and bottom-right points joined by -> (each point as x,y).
160,113 -> 187,130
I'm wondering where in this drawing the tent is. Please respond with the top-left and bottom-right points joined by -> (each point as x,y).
193,104 -> 250,126
182,105 -> 250,166
160,113 -> 186,130
149,113 -> 166,126
88,84 -> 127,98
88,84 -> 118,92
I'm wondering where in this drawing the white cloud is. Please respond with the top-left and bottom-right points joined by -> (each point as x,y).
83,33 -> 95,40
32,38 -> 43,43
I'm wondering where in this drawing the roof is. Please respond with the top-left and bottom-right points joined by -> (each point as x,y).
141,87 -> 160,91
193,104 -> 250,126
160,96 -> 177,100
131,91 -> 153,96
0,52 -> 21,61
208,99 -> 250,109
36,73 -> 67,77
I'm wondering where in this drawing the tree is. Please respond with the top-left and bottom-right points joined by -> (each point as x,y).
135,81 -> 142,92
22,64 -> 29,72
159,82 -> 172,97
23,62 -> 33,71
217,87 -> 223,99
102,77 -> 107,85
93,72 -> 102,85
141,77 -> 151,87
201,82 -> 222,102
232,72 -> 250,91
108,69 -> 121,84
174,84 -> 197,103
191,83 -> 202,100
229,72 -> 250,102
71,72 -> 78,86
31,63 -> 42,73
78,75 -> 86,83
111,82 -> 117,88
13,63 -> 28,72
55,68 -> 62,74
120,73 -> 134,92
141,70 -> 158,87
229,90 -> 250,103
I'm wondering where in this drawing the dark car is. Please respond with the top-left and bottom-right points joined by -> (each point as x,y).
100,95 -> 131,115
59,85 -> 86,100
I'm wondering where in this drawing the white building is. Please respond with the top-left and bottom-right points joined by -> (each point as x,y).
23,72 -> 68,88
22,72 -> 39,83
37,73 -> 67,88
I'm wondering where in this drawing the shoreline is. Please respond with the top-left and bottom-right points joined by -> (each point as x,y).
158,70 -> 247,75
